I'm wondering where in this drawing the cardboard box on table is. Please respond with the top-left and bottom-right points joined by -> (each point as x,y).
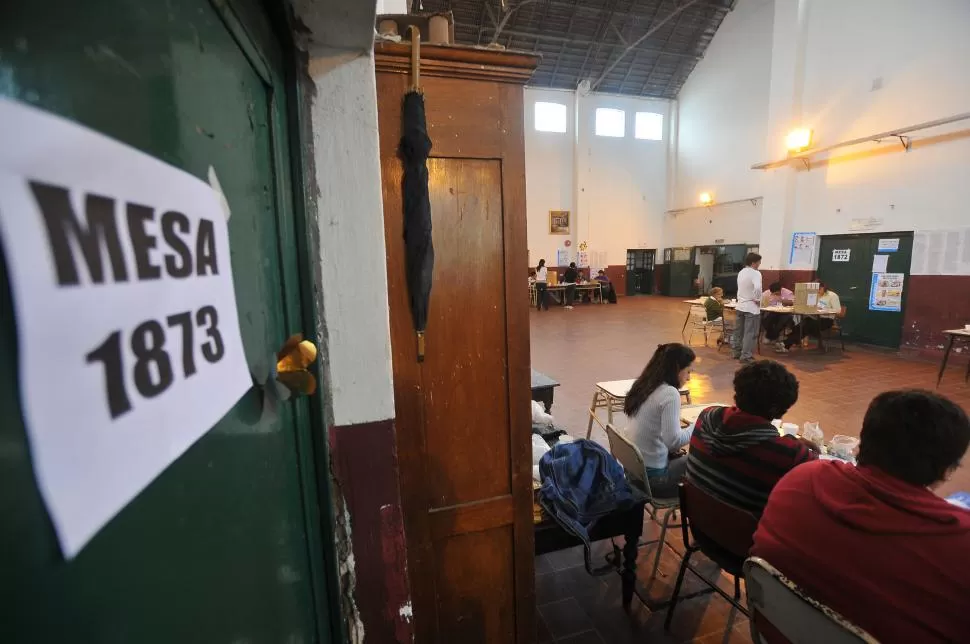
793,282 -> 820,314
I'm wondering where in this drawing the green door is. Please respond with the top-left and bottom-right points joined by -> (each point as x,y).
817,233 -> 913,348
0,1 -> 337,642
663,247 -> 694,297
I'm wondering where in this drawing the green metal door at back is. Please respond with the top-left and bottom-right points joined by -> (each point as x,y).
817,233 -> 913,348
0,1 -> 337,642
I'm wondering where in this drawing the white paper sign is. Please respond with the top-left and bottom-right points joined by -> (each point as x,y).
871,254 -> 889,273
0,99 -> 251,557
789,232 -> 816,268
877,238 -> 899,252
832,249 -> 851,262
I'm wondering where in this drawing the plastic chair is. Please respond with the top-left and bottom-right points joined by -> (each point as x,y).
664,480 -> 758,630
604,423 -> 680,581
744,557 -> 879,643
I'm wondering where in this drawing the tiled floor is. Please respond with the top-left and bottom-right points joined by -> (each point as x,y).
531,295 -> 970,643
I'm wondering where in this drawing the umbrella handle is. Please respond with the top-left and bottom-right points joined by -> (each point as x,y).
416,331 -> 425,362
407,25 -> 421,91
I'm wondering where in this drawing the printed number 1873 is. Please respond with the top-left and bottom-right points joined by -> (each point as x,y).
85,305 -> 225,419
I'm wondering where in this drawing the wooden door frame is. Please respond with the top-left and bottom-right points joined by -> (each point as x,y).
213,2 -> 344,641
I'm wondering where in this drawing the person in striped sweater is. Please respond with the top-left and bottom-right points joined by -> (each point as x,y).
686,360 -> 818,516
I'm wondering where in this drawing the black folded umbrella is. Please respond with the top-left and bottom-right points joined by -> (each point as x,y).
400,28 -> 434,362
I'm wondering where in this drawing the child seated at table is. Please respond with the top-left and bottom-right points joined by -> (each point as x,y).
752,389 -> 970,643
704,287 -> 725,321
686,360 -> 817,516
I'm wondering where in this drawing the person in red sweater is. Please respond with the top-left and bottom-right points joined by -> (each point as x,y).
752,390 -> 970,643
687,360 -> 817,516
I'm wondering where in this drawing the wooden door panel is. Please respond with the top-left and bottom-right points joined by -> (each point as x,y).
376,43 -> 538,644
425,159 -> 511,508
436,527 -> 515,643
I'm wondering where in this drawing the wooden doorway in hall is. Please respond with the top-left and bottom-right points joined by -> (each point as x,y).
626,249 -> 656,295
817,232 -> 914,348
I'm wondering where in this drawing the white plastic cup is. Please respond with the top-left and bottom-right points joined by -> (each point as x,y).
781,422 -> 799,436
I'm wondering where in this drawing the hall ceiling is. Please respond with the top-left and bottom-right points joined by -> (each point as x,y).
416,0 -> 735,99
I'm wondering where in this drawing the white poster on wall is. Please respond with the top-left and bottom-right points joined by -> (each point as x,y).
789,232 -> 816,267
869,273 -> 905,312
556,248 -> 569,266
912,228 -> 970,276
0,99 -> 251,557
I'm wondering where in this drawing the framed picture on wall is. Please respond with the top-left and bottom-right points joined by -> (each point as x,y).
549,210 -> 570,235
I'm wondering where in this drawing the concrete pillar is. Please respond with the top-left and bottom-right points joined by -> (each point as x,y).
759,0 -> 811,270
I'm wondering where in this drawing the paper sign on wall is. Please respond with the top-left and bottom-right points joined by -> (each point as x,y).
832,249 -> 851,262
869,273 -> 905,312
877,238 -> 899,252
0,99 -> 251,557
789,232 -> 816,268
556,248 -> 569,266
871,254 -> 889,273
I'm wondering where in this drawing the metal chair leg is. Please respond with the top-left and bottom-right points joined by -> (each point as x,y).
664,549 -> 693,631
586,391 -> 602,439
650,507 -> 675,579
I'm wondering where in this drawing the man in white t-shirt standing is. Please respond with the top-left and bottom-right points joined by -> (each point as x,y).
733,252 -> 763,363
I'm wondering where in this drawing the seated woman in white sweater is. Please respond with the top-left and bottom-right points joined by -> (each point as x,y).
623,343 -> 696,498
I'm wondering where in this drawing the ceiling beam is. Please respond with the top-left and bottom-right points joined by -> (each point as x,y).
661,8 -> 710,96
455,23 -> 701,60
591,0 -> 702,91
576,0 -> 623,86
639,4 -> 689,94
486,0 -> 731,24
550,0 -> 582,85
619,0 -> 664,96
532,0 -> 554,52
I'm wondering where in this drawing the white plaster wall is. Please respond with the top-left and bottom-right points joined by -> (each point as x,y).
787,0 -> 970,239
666,0 -> 773,250
524,88 -> 574,268
308,50 -> 395,427
673,0 -> 774,210
524,88 -> 670,268
664,201 -> 763,248
670,0 -> 970,267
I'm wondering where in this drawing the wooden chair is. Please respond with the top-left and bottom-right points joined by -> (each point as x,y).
664,480 -> 758,630
604,424 -> 680,581
744,557 -> 879,643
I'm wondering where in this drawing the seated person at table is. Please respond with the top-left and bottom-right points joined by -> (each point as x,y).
780,282 -> 842,351
704,287 -> 725,321
686,361 -> 816,516
623,343 -> 696,498
761,282 -> 794,347
594,269 -> 617,303
752,390 -> 970,643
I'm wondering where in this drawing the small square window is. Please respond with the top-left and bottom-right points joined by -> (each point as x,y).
534,101 -> 567,133
595,108 -> 625,137
635,112 -> 664,140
